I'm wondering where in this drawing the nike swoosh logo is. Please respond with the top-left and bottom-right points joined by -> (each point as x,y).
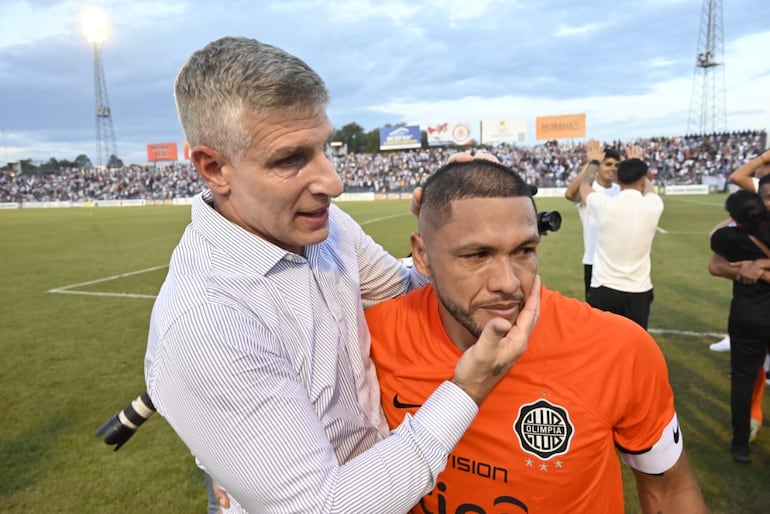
673,425 -> 680,444
393,393 -> 422,409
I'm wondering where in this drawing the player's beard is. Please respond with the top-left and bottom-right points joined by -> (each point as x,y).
435,290 -> 483,339
435,287 -> 524,342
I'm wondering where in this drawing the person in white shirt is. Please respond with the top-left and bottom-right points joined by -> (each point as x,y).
579,151 -> 664,329
564,139 -> 620,300
144,36 -> 540,513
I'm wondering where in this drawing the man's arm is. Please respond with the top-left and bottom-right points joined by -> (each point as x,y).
632,451 -> 707,514
709,253 -> 770,284
729,148 -> 770,191
578,161 -> 600,206
708,253 -> 741,279
565,138 -> 604,203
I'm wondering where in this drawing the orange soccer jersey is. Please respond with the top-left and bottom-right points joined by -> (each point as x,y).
367,284 -> 675,514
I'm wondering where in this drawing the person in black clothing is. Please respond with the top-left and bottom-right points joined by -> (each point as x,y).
710,189 -> 770,463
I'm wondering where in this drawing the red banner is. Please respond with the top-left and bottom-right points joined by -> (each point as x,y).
147,142 -> 179,162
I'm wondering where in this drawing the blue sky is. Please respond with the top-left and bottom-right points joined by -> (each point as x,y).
0,0 -> 768,165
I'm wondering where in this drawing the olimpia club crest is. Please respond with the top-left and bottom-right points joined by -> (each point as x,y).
514,399 -> 575,460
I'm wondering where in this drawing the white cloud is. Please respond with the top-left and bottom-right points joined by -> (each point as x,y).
554,22 -> 604,38
649,58 -> 676,68
0,0 -> 73,48
368,30 -> 770,142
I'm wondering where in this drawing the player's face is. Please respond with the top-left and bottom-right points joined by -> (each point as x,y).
598,157 -> 618,185
213,110 -> 341,255
415,196 -> 540,350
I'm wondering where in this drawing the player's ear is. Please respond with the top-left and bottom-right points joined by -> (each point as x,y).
410,232 -> 432,278
191,144 -> 230,195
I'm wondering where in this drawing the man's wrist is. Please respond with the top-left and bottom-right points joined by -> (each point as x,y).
589,159 -> 601,166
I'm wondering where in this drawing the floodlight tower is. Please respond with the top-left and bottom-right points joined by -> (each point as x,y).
687,0 -> 727,134
82,8 -> 118,167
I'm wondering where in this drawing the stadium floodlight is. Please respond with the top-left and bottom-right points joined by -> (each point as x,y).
81,7 -> 109,45
80,7 -> 118,167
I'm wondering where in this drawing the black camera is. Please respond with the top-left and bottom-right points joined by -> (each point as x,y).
537,211 -> 562,235
96,391 -> 156,451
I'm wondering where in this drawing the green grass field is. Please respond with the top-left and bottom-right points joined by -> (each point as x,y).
1,194 -> 768,513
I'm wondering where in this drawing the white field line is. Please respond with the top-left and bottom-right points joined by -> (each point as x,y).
48,264 -> 727,340
46,212 -> 410,299
49,289 -> 158,299
359,213 -> 411,226
47,264 -> 168,299
649,328 -> 724,339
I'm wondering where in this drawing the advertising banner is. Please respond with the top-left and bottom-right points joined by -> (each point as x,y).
379,125 -> 422,151
147,142 -> 179,162
426,122 -> 472,146
535,113 -> 586,140
480,118 -> 527,145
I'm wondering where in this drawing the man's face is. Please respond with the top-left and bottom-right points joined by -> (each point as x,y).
598,157 -> 618,186
214,110 -> 342,254
413,196 -> 540,350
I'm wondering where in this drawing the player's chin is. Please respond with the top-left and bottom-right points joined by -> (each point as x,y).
477,308 -> 520,328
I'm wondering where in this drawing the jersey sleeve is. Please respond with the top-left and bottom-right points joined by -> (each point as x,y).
611,326 -> 677,470
620,412 -> 683,474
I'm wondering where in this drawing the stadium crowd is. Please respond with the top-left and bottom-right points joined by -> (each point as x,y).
0,130 -> 766,203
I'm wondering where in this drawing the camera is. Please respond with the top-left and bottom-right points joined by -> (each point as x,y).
537,211 -> 562,235
96,391 -> 156,451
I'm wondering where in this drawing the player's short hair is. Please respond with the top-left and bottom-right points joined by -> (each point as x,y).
603,147 -> 621,161
420,160 -> 532,230
617,158 -> 648,185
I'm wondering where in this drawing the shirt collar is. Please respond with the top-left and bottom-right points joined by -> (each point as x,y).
191,190 -> 300,276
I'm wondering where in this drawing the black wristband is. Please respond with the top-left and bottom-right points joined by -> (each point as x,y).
589,159 -> 601,166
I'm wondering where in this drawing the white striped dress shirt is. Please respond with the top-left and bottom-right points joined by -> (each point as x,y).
145,191 -> 477,513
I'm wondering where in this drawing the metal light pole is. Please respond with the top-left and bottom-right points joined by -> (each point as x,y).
82,8 -> 118,168
687,0 -> 727,135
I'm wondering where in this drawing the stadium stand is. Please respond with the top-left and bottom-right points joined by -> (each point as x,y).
1,130 -> 765,203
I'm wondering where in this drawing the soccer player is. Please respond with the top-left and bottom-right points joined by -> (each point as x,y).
579,152 -> 663,329
564,139 -> 621,300
368,159 -> 706,513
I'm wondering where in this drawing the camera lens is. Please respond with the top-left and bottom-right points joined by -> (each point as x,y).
537,211 -> 562,234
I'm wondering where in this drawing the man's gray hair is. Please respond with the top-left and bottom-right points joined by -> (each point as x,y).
174,37 -> 329,163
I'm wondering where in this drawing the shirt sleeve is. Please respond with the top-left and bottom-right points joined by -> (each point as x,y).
335,207 -> 429,309
620,412 -> 683,474
611,327 -> 676,459
147,304 -> 477,514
